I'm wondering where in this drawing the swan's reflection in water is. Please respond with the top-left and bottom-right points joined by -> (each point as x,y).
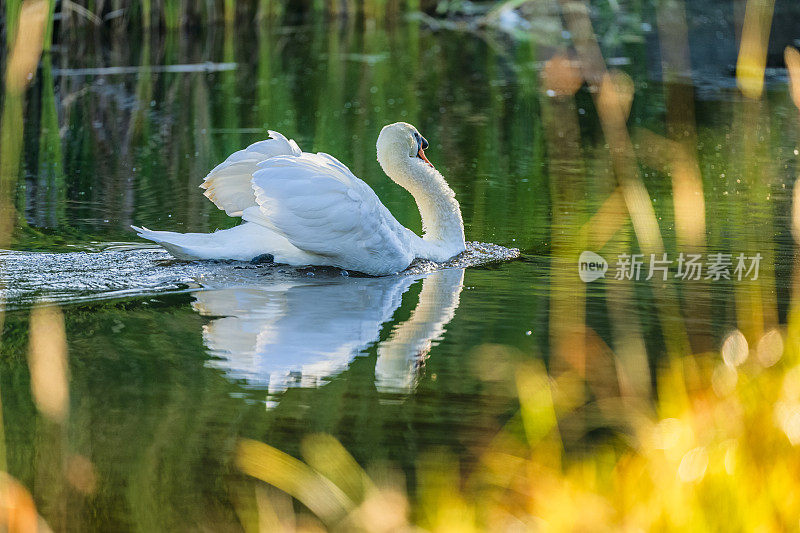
191,268 -> 464,397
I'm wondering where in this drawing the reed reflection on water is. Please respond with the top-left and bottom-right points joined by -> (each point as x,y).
3,0 -> 800,530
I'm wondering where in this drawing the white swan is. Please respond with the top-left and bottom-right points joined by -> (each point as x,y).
132,122 -> 466,276
192,267 -> 464,396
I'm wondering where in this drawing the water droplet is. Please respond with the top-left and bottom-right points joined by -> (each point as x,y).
776,402 -> 800,445
721,329 -> 748,368
757,329 -> 783,367
678,447 -> 708,483
652,418 -> 685,450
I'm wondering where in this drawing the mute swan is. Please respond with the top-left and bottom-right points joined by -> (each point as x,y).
192,268 -> 464,395
132,122 -> 466,276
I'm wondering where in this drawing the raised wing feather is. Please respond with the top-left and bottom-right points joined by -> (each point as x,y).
201,131 -> 301,216
250,152 -> 415,275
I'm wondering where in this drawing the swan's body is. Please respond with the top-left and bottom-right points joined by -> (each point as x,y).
133,123 -> 466,276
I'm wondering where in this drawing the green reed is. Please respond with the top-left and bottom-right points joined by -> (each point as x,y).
3,0 -> 800,530
35,56 -> 66,228
4,0 -> 22,47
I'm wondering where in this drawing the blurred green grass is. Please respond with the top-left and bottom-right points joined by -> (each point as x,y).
3,0 -> 800,531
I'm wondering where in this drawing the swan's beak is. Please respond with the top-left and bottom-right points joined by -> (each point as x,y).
417,148 -> 434,168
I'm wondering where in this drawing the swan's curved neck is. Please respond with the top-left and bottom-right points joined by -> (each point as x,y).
378,151 -> 466,260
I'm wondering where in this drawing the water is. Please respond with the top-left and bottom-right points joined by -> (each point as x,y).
0,242 -> 518,309
2,11 -> 800,529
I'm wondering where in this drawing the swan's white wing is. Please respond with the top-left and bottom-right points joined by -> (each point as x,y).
200,131 -> 302,216
250,152 -> 416,275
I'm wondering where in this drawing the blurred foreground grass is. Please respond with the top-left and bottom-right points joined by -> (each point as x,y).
236,342 -> 800,531
3,0 -> 800,531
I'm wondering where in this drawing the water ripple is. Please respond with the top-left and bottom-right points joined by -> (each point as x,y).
0,241 -> 518,309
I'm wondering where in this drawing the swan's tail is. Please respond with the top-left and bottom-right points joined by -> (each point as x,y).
131,222 -> 318,264
133,225 -> 245,260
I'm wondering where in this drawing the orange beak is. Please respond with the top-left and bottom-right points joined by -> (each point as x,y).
418,148 -> 433,168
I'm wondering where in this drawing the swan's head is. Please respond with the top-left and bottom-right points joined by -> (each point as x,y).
376,122 -> 434,177
376,122 -> 465,251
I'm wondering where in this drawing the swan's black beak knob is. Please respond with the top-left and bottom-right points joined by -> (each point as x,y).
414,132 -> 433,167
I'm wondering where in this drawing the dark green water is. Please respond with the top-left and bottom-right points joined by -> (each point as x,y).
2,15 -> 800,529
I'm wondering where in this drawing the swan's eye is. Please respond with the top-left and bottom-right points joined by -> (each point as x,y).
413,132 -> 429,151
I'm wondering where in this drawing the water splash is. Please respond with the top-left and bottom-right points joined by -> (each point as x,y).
0,241 -> 519,310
